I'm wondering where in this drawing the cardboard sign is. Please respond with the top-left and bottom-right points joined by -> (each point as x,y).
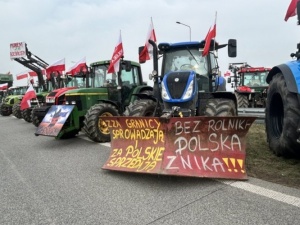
102,116 -> 256,180
10,42 -> 26,59
35,105 -> 74,137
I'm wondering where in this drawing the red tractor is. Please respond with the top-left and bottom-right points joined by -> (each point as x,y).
227,62 -> 270,108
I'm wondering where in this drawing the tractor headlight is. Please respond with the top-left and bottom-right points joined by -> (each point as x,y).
161,82 -> 170,100
71,101 -> 76,105
30,99 -> 38,103
182,80 -> 194,100
46,98 -> 55,103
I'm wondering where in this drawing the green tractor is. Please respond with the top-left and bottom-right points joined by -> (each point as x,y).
0,73 -> 14,116
35,59 -> 152,140
1,86 -> 27,117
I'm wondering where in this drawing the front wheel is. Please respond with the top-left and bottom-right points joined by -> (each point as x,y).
12,103 -> 22,119
22,108 -> 33,123
265,73 -> 300,157
235,92 -> 249,108
127,99 -> 157,117
204,98 -> 237,116
83,103 -> 119,142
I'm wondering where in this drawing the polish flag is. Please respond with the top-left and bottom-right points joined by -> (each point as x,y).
20,83 -> 37,110
28,71 -> 37,77
16,71 -> 28,80
29,69 -> 46,77
139,18 -> 157,62
0,83 -> 8,90
202,23 -> 216,57
285,0 -> 299,21
46,58 -> 65,74
66,57 -> 87,75
107,31 -> 124,74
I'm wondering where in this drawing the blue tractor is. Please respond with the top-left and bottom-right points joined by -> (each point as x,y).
126,39 -> 237,118
265,3 -> 300,157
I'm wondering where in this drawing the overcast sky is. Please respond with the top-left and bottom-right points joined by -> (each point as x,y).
1,0 -> 299,86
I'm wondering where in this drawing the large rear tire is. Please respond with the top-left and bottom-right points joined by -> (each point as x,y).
83,103 -> 119,142
265,73 -> 300,157
127,99 -> 157,117
12,103 -> 22,119
22,108 -> 33,123
235,92 -> 249,108
204,98 -> 237,116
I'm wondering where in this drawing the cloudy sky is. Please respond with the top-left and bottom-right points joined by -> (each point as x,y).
1,0 -> 299,86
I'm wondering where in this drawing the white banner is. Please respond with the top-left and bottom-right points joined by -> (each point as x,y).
10,42 -> 26,59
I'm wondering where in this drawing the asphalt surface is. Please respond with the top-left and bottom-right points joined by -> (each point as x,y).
1,115 -> 300,225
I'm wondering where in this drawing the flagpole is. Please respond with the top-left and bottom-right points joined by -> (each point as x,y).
213,11 -> 217,52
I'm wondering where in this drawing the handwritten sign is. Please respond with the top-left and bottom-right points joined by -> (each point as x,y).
35,105 -> 74,137
102,116 -> 256,180
10,42 -> 26,59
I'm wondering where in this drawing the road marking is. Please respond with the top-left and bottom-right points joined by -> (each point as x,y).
101,142 -> 111,147
98,141 -> 300,208
220,180 -> 300,208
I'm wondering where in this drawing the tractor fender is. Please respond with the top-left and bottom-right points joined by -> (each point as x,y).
131,93 -> 157,102
210,91 -> 237,104
266,62 -> 300,94
98,99 -> 119,109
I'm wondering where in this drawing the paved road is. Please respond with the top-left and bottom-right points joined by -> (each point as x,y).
1,116 -> 300,225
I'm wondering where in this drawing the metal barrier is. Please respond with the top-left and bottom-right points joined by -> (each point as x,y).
238,108 -> 265,124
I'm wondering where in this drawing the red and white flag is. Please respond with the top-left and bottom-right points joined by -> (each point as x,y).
20,83 -> 37,110
16,71 -> 28,80
285,0 -> 299,21
29,69 -> 46,77
202,23 -> 216,57
66,57 -> 87,75
107,31 -> 124,74
0,83 -> 8,90
139,18 -> 157,62
46,58 -> 65,74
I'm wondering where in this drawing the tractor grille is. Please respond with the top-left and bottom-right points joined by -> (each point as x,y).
66,95 -> 82,110
166,72 -> 190,99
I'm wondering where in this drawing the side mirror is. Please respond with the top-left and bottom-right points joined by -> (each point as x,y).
123,61 -> 132,72
138,46 -> 146,64
228,39 -> 237,58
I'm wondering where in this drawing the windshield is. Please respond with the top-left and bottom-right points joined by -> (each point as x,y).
163,49 -> 208,76
243,72 -> 268,87
67,76 -> 87,88
92,63 -> 141,88
93,64 -> 117,87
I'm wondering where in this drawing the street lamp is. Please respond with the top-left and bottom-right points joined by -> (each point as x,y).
176,21 -> 191,41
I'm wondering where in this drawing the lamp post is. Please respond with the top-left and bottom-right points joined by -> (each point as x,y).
176,21 -> 191,41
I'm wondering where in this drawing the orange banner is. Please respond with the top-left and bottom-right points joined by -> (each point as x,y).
102,116 -> 256,180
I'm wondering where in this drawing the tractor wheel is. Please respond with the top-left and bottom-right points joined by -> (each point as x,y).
12,104 -> 22,119
31,109 -> 41,127
123,90 -> 153,116
83,103 -> 119,142
235,92 -> 249,108
21,108 -> 33,123
127,99 -> 157,117
204,98 -> 237,116
0,104 -> 11,116
265,73 -> 300,157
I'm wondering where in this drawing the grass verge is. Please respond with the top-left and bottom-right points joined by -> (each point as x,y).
246,124 -> 300,189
